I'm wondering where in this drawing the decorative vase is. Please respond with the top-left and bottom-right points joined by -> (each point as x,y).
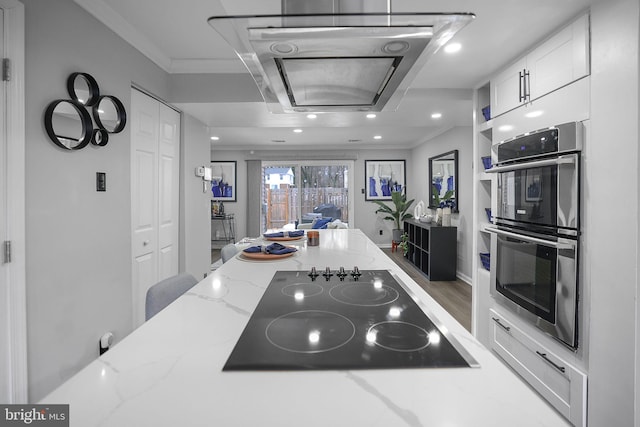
413,200 -> 424,219
442,207 -> 452,226
435,208 -> 443,226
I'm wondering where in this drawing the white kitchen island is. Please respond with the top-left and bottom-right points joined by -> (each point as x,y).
42,229 -> 569,426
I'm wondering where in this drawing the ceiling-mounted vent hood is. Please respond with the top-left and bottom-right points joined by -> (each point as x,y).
208,1 -> 474,113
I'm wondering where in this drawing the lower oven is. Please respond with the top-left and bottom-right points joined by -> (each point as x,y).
489,226 -> 578,348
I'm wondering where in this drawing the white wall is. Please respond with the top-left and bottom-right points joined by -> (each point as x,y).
586,1 -> 639,424
22,0 -> 206,401
211,148 -> 416,245
408,127 -> 473,282
180,115 -> 212,280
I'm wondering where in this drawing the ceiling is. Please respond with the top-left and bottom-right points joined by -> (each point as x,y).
74,0 -> 596,151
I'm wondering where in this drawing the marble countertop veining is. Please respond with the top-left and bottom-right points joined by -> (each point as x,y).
41,229 -> 569,427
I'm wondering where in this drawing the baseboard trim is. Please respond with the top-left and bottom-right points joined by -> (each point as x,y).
379,244 -> 471,285
457,272 -> 472,285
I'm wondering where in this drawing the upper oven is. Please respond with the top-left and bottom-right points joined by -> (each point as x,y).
488,122 -> 582,237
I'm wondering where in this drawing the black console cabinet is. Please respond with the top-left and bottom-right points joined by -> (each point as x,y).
403,219 -> 457,281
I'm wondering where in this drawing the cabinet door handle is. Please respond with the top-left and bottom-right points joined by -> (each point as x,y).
518,70 -> 524,102
536,351 -> 566,373
492,317 -> 511,332
523,69 -> 531,102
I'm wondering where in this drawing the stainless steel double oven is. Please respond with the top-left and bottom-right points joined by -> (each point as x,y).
487,122 -> 582,349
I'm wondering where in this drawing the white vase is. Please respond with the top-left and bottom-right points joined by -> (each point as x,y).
435,208 -> 443,226
442,207 -> 452,226
413,201 -> 424,219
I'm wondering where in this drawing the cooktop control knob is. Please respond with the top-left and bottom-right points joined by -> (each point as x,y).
337,266 -> 347,281
322,267 -> 333,280
351,266 -> 362,281
308,267 -> 319,281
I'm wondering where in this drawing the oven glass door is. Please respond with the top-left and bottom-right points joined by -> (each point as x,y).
497,165 -> 557,229
494,232 -> 557,324
494,153 -> 579,233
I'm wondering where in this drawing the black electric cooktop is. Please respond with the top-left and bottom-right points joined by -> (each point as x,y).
223,269 -> 478,371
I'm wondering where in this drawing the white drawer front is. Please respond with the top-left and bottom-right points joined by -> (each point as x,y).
490,309 -> 587,426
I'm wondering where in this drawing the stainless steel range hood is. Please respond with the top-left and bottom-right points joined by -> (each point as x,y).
208,1 -> 474,113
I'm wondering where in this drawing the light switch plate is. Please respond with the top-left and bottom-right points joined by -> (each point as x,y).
96,172 -> 106,191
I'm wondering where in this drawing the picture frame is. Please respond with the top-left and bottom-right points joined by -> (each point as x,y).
364,160 -> 406,201
525,168 -> 542,202
210,161 -> 237,202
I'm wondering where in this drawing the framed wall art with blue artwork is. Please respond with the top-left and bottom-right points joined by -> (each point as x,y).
364,160 -> 406,201
211,161 -> 236,202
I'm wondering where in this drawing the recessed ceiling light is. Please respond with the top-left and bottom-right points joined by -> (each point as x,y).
366,113 -> 377,119
293,129 -> 303,133
431,113 -> 442,119
444,43 -> 462,54
498,125 -> 514,132
306,114 -> 317,119
210,136 -> 220,140
373,135 -> 382,140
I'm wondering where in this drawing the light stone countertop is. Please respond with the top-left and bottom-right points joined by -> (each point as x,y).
42,229 -> 569,426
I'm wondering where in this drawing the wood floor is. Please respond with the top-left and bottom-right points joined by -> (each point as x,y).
381,248 -> 472,332
211,247 -> 472,332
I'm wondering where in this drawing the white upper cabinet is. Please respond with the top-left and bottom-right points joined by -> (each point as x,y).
491,13 -> 590,118
491,57 -> 527,119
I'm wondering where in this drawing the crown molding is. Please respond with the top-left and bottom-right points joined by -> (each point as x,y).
170,59 -> 247,74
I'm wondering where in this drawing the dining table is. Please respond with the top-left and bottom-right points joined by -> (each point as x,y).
41,229 -> 569,426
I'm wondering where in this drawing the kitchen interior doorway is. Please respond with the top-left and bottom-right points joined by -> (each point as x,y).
261,161 -> 354,231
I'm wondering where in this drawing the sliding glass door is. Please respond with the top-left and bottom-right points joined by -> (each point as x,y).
262,161 -> 354,231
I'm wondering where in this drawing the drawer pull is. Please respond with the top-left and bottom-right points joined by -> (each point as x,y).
492,317 -> 511,332
536,351 -> 566,373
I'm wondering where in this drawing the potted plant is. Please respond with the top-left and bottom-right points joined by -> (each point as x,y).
398,232 -> 409,257
431,184 -> 454,209
373,190 -> 415,243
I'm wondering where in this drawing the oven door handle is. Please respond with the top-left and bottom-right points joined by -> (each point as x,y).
486,227 -> 574,250
485,155 -> 576,173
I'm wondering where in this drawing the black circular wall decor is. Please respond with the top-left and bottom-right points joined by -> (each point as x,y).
91,128 -> 109,146
45,72 -> 127,150
67,72 -> 100,107
92,95 -> 127,134
44,99 -> 93,150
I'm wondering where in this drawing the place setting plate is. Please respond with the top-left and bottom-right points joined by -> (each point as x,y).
237,245 -> 298,262
263,235 -> 306,242
262,231 -> 307,243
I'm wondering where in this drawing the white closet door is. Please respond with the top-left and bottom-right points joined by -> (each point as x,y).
131,89 -> 180,327
157,103 -> 180,281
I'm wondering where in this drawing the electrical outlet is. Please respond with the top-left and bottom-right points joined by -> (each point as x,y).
379,230 -> 383,235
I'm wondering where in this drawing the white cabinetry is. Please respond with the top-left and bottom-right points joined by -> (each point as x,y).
471,83 -> 495,346
490,58 -> 527,119
491,13 -> 589,117
489,309 -> 587,427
